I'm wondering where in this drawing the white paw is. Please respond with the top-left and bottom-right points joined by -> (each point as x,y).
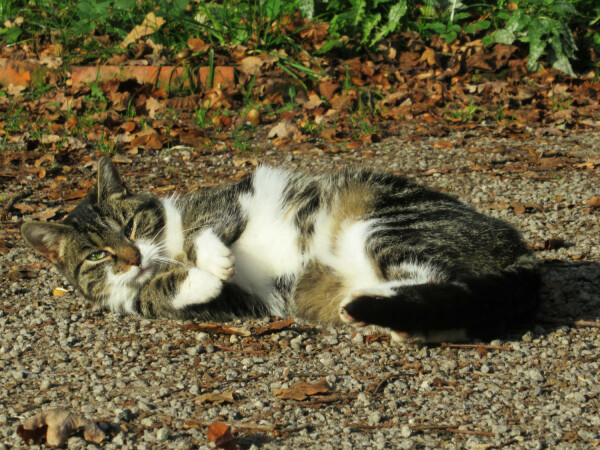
194,229 -> 235,281
172,268 -> 222,309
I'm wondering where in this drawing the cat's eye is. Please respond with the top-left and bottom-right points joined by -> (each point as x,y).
124,218 -> 135,240
87,251 -> 110,261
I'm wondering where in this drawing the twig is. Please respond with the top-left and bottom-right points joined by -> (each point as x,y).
441,343 -> 511,351
343,422 -> 392,430
411,424 -> 495,437
574,320 -> 600,328
373,374 -> 399,395
183,418 -> 276,433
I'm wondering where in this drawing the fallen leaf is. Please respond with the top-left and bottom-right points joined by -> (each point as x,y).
586,196 -> 600,208
188,37 -> 210,53
63,189 -> 88,201
273,378 -> 330,401
21,409 -> 87,447
238,56 -> 264,76
83,422 -> 105,445
433,141 -> 453,149
207,422 -> 238,450
31,205 -> 62,221
16,424 -> 47,445
544,237 -> 566,251
302,92 -> 323,110
268,120 -> 299,139
255,318 -> 295,335
53,287 -> 69,296
318,80 -> 339,100
121,12 -> 166,48
511,202 -> 526,215
194,392 -> 235,405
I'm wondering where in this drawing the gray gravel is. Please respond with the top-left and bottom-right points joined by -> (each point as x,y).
1,125 -> 600,448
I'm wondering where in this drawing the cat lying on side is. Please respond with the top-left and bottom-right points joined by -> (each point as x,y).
21,157 -> 539,342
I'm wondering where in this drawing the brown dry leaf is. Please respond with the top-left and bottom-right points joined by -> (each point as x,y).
188,38 -> 210,53
489,201 -> 510,211
145,96 -> 165,119
273,378 -> 331,401
207,422 -> 238,450
318,80 -> 339,100
17,424 -> 47,445
544,237 -> 566,251
14,203 -> 35,213
586,196 -> 600,208
510,202 -> 526,215
63,189 -> 88,201
538,157 -> 565,169
180,129 -> 209,147
121,12 -> 166,48
21,409 -> 87,447
53,287 -> 68,296
34,154 -> 55,168
83,422 -> 105,445
112,154 -> 133,164
302,92 -> 323,110
238,56 -> 264,76
433,141 -> 453,149
130,129 -> 164,150
31,205 -> 61,222
255,318 -> 295,335
377,91 -> 408,108
194,392 -> 235,405
268,120 -> 299,139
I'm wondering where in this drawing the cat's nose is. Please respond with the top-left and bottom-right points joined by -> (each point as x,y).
122,247 -> 141,266
128,253 -> 141,267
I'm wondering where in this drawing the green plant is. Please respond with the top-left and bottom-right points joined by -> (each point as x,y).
446,98 -> 479,122
98,131 -> 116,153
493,0 -> 579,75
315,0 -> 408,48
495,103 -> 505,122
231,129 -> 250,152
551,92 -> 573,111
193,104 -> 213,129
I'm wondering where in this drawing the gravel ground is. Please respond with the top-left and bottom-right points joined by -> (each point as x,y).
1,125 -> 600,448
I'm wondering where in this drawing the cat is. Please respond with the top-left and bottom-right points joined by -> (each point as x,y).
21,156 -> 540,342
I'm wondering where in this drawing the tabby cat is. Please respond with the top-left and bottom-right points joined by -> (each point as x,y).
21,157 -> 539,342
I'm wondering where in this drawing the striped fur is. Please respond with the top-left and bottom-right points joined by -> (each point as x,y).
21,157 -> 540,341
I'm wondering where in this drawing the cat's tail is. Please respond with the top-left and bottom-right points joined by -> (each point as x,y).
341,255 -> 540,339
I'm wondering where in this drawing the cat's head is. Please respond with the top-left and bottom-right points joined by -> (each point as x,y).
21,157 -> 166,312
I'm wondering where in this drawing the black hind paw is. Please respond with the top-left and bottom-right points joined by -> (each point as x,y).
339,296 -> 374,326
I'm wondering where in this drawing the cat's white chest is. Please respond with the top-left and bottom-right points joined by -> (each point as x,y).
231,167 -> 306,315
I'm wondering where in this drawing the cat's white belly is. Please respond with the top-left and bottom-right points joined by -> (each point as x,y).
231,167 -> 307,315
310,210 -> 382,289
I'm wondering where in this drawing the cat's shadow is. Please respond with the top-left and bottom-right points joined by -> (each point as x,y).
525,260 -> 600,338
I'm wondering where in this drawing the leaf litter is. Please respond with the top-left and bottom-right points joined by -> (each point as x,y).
17,409 -> 105,447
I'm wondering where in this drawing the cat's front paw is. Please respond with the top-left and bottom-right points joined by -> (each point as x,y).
172,268 -> 222,309
194,230 -> 235,281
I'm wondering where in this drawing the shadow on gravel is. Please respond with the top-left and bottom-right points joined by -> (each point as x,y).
535,261 -> 600,335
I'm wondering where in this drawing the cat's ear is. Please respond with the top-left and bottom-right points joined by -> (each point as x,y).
97,156 -> 128,202
21,221 -> 71,264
